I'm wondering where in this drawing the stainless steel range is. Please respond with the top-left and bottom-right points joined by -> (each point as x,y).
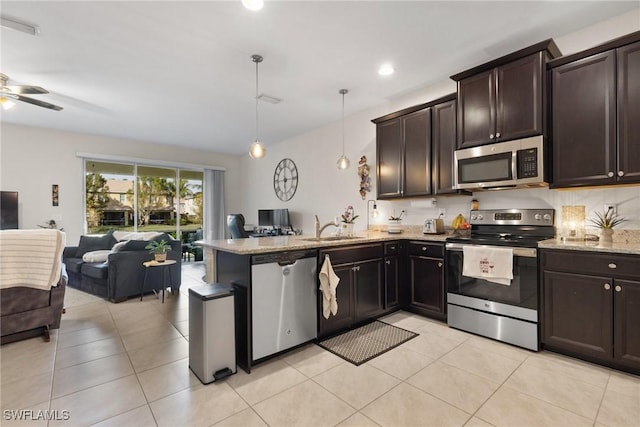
445,208 -> 555,351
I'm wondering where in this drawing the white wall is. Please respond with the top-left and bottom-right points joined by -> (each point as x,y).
0,123 -> 242,244
240,10 -> 640,235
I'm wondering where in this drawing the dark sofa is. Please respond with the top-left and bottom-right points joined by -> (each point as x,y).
63,232 -> 182,302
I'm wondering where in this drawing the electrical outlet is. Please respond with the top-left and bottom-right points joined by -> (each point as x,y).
604,203 -> 616,215
438,208 -> 446,218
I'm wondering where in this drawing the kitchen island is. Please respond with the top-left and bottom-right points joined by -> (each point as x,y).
196,230 -> 449,372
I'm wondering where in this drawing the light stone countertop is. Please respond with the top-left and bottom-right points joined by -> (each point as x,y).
538,238 -> 640,256
196,229 -> 450,255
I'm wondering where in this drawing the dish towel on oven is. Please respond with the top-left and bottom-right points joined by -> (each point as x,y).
462,246 -> 513,286
319,255 -> 340,319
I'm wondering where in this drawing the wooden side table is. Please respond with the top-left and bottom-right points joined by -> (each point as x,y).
141,260 -> 177,303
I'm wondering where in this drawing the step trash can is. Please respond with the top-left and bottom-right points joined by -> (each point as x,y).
189,283 -> 236,384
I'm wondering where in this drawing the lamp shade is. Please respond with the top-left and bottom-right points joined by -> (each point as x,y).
337,154 -> 350,170
249,141 -> 266,159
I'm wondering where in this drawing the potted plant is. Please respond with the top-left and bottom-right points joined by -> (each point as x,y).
145,239 -> 170,262
340,206 -> 359,236
388,210 -> 405,234
589,208 -> 626,244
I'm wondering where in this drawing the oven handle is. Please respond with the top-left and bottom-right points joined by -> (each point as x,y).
445,243 -> 537,258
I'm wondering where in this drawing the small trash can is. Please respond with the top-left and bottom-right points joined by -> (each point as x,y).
189,283 -> 236,384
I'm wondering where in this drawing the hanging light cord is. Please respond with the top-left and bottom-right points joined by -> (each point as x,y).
341,91 -> 345,155
255,58 -> 259,142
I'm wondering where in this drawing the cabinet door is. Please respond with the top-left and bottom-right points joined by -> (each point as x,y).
409,255 -> 445,319
496,53 -> 543,141
457,69 -> 496,148
432,99 -> 458,194
319,264 -> 353,337
551,51 -> 616,188
614,279 -> 640,370
384,256 -> 399,310
542,271 -> 613,361
402,108 -> 432,197
354,259 -> 383,322
376,118 -> 403,198
617,41 -> 640,184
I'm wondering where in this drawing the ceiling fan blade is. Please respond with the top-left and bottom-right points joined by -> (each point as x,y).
5,85 -> 48,94
14,94 -> 63,111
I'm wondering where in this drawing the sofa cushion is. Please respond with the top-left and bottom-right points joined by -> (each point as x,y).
64,258 -> 85,274
82,250 -> 111,263
75,231 -> 117,257
81,263 -> 108,280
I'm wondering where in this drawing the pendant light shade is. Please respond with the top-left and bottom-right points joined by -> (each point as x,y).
337,89 -> 350,170
249,54 -> 266,159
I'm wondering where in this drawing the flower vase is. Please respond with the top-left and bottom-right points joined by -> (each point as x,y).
341,222 -> 354,237
599,228 -> 614,244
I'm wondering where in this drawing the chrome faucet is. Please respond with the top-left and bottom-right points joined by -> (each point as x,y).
314,215 -> 338,239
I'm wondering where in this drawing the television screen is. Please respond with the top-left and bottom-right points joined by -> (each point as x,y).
258,209 -> 290,229
1,191 -> 19,229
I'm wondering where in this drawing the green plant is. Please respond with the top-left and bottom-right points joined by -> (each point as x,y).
145,239 -> 170,254
341,206 -> 359,223
389,210 -> 405,221
589,208 -> 626,229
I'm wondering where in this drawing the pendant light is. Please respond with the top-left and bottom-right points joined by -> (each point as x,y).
337,89 -> 350,170
249,54 -> 266,159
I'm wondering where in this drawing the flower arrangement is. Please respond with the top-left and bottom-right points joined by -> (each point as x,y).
589,208 -> 626,229
341,206 -> 359,224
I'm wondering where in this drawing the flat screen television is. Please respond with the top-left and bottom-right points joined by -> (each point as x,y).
1,191 -> 19,229
258,208 -> 291,229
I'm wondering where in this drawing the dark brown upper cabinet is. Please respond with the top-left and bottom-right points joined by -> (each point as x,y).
451,40 -> 561,149
549,33 -> 640,188
373,94 -> 466,199
374,108 -> 431,199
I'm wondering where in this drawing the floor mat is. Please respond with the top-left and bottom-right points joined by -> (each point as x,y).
316,320 -> 418,366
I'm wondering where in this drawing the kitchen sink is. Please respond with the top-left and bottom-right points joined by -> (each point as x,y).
301,236 -> 364,242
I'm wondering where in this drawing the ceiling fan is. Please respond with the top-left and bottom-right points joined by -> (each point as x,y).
0,73 -> 63,111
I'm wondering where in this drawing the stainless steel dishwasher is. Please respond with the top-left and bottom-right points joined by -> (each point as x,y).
251,250 -> 317,361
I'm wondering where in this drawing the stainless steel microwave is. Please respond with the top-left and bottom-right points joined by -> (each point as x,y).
454,136 -> 547,190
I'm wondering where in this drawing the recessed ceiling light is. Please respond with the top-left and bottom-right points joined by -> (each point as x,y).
378,64 -> 395,76
242,0 -> 264,11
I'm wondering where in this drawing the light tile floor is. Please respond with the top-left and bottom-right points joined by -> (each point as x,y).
2,262 -> 639,427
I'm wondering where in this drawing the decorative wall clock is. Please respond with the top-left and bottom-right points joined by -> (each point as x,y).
273,158 -> 298,201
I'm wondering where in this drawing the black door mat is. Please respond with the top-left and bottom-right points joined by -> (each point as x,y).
316,320 -> 418,366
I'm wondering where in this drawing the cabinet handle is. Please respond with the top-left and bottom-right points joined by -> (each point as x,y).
608,263 -> 617,269
608,172 -> 614,178
421,247 -> 427,251
438,262 -> 443,268
356,265 -> 360,271
489,133 -> 495,139
604,283 -> 611,290
615,285 -> 622,292
496,132 -> 501,138
618,171 -> 624,177
390,246 -> 396,250
385,260 -> 391,265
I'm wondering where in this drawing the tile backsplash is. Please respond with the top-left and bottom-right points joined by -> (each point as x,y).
375,185 -> 640,236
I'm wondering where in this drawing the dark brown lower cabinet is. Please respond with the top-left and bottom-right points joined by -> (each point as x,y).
541,249 -> 640,374
407,242 -> 445,320
318,244 -> 383,338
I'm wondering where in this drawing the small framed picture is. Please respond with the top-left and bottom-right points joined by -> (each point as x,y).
52,184 -> 59,206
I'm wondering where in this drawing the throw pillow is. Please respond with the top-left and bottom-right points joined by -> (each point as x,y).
82,250 -> 111,263
75,231 -> 117,257
110,240 -> 128,252
121,239 -> 152,252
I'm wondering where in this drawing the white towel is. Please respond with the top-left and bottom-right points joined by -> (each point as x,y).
0,229 -> 66,291
462,246 -> 513,286
319,255 -> 340,319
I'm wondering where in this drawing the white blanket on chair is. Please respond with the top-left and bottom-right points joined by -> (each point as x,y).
0,229 -> 66,291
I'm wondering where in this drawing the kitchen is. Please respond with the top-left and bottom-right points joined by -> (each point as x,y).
201,22 -> 640,373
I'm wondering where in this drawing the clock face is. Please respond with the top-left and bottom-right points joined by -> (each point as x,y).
273,158 -> 298,201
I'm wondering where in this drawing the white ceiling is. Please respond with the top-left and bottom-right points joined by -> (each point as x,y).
1,1 -> 638,155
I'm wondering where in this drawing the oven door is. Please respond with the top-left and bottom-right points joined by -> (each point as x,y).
445,243 -> 538,317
